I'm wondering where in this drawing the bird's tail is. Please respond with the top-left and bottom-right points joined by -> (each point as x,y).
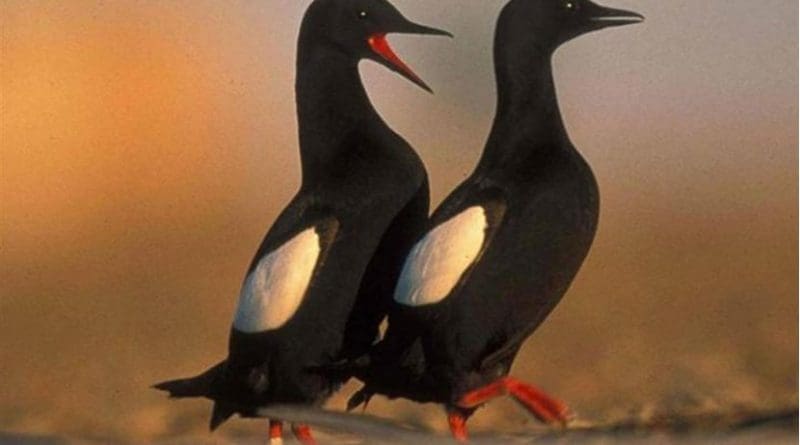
154,361 -> 239,430
152,360 -> 225,399
309,353 -> 372,381
209,400 -> 237,431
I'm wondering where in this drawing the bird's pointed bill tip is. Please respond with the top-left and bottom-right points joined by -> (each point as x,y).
367,33 -> 434,94
589,5 -> 645,28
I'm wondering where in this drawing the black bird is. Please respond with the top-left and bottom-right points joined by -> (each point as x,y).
344,0 -> 643,440
153,0 -> 449,442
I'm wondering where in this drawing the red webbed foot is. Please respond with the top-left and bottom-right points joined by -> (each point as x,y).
268,420 -> 283,444
447,409 -> 469,443
291,423 -> 317,445
456,376 -> 571,426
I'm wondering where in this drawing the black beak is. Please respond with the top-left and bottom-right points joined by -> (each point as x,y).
368,16 -> 451,93
583,1 -> 644,30
390,18 -> 453,38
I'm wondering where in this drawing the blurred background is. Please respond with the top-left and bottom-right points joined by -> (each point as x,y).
1,0 -> 797,443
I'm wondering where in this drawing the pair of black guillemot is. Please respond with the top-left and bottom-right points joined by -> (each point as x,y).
155,0 -> 642,443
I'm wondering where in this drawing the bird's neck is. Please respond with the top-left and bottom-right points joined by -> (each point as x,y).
295,37 -> 377,182
476,41 -> 569,173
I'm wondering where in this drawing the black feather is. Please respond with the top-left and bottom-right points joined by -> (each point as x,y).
209,401 -> 236,431
152,361 -> 225,398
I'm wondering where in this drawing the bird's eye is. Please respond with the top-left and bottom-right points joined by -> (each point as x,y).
564,1 -> 576,11
358,11 -> 368,19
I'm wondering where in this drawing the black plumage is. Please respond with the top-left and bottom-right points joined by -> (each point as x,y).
153,0 -> 449,442
345,0 -> 643,440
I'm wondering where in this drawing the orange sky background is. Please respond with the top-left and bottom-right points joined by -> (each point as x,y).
1,0 -> 797,442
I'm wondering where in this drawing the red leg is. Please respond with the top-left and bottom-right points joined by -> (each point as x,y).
456,376 -> 571,426
504,377 -> 570,425
291,423 -> 317,445
269,420 -> 283,444
457,379 -> 509,408
447,410 -> 469,443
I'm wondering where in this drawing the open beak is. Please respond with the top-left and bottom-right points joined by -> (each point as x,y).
583,1 -> 644,30
368,19 -> 451,93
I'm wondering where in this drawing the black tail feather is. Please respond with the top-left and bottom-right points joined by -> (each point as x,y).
152,360 -> 225,399
347,386 -> 374,412
209,401 -> 237,431
309,354 -> 372,381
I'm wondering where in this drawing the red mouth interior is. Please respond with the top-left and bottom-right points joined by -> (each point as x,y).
367,33 -> 426,88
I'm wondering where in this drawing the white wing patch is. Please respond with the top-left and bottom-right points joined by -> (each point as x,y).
233,228 -> 321,332
394,206 -> 488,306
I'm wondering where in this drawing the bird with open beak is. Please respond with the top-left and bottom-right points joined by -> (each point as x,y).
154,0 -> 450,443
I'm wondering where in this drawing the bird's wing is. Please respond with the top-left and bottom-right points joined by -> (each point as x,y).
393,197 -> 506,307
233,203 -> 340,333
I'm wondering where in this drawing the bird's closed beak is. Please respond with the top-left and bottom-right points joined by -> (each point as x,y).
583,1 -> 644,31
368,18 -> 452,93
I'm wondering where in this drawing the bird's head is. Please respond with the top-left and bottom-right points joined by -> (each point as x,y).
302,0 -> 451,92
498,0 -> 643,53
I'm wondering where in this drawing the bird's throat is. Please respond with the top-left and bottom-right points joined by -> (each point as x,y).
477,51 -> 568,171
295,46 -> 373,179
